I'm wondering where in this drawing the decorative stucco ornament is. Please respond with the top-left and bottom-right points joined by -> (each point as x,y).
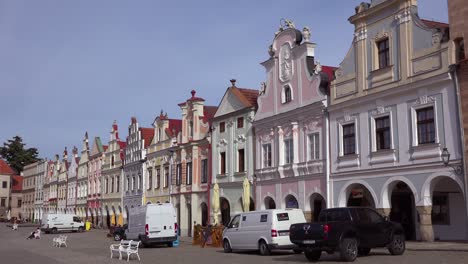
314,60 -> 322,74
284,19 -> 295,29
268,45 -> 275,57
260,82 -> 267,95
279,44 -> 292,82
302,26 -> 311,42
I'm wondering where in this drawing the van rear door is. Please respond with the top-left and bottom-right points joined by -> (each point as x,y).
146,205 -> 176,239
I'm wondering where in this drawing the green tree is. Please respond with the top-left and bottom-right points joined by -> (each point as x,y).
0,136 -> 39,173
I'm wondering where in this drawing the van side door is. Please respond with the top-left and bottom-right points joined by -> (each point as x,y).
224,215 -> 241,248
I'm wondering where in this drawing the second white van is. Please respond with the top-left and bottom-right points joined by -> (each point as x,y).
222,209 -> 306,255
41,213 -> 85,234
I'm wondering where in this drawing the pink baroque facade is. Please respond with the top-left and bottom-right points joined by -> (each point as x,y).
87,137 -> 107,227
253,21 -> 335,221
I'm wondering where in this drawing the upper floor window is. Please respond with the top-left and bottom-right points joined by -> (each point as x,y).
189,121 -> 194,138
3,181 -> 8,188
220,122 -> 225,133
375,116 -> 391,150
156,168 -> 161,189
111,156 -> 115,166
377,38 -> 390,69
343,123 -> 356,155
111,177 -> 115,193
201,159 -> 208,183
282,85 -> 292,103
284,138 -> 294,164
164,166 -> 169,188
147,169 -> 153,190
263,144 -> 272,168
176,164 -> 181,186
220,152 -> 226,174
416,107 -> 435,144
158,127 -> 162,142
116,176 -> 120,193
308,133 -> 320,160
237,117 -> 244,129
238,149 -> 245,172
186,162 -> 192,185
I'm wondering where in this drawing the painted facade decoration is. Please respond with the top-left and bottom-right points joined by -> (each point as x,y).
76,132 -> 89,221
101,121 -> 126,229
329,0 -> 467,241
57,148 -> 69,214
88,137 -> 107,228
145,112 -> 181,205
211,80 -> 258,226
67,147 -> 79,215
172,90 -> 216,236
123,117 -> 153,224
253,21 -> 334,222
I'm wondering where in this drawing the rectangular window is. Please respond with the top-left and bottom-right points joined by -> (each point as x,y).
105,178 -> 109,194
186,162 -> 192,185
432,193 -> 450,225
308,133 -> 320,160
116,176 -> 120,193
148,169 -> 153,190
377,38 -> 390,69
262,144 -> 272,168
284,138 -> 294,164
2,181 -> 6,188
375,116 -> 391,150
342,123 -> 356,155
0,198 -> 5,207
176,164 -> 181,186
164,166 -> 169,188
201,159 -> 208,184
17,199 -> 22,207
220,122 -> 225,133
111,177 -> 115,193
139,174 -> 142,190
417,107 -> 435,144
156,168 -> 161,189
238,149 -> 245,172
260,214 -> 268,223
220,152 -> 226,174
237,117 -> 244,129
132,177 -> 135,191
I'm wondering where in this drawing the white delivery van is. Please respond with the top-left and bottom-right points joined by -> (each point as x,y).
222,209 -> 306,255
125,203 -> 178,247
41,213 -> 85,234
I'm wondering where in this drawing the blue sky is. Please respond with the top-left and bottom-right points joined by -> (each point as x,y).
0,0 -> 448,160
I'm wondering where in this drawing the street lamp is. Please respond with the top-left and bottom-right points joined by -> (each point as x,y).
441,147 -> 463,175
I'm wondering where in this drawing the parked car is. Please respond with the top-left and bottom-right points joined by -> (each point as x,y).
289,207 -> 405,262
113,224 -> 128,241
41,213 -> 85,234
125,203 -> 178,247
222,209 -> 306,255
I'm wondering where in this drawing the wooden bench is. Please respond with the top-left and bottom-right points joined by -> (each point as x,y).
53,235 -> 67,247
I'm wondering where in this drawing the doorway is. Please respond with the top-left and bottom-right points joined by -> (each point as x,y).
390,182 -> 416,240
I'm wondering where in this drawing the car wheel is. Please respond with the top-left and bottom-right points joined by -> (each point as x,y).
78,227 -> 84,233
51,228 -> 58,234
358,247 -> 371,256
223,239 -> 232,253
114,233 -> 122,241
388,234 -> 405,255
293,249 -> 303,254
340,238 -> 358,262
304,248 -> 321,262
259,240 -> 271,256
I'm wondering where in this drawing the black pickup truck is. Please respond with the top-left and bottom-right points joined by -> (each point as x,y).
289,207 -> 405,262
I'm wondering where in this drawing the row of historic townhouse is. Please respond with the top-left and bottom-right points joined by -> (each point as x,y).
21,0 -> 468,242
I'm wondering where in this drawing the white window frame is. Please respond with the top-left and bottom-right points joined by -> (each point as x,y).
370,108 -> 394,152
308,133 -> 320,160
262,143 -> 272,168
410,99 -> 439,147
337,115 -> 359,157
281,84 -> 293,104
284,138 -> 294,164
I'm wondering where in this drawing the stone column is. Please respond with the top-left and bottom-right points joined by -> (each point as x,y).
376,208 -> 391,217
416,206 -> 434,242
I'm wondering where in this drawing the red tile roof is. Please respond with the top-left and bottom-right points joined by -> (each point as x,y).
139,127 -> 154,148
178,90 -> 205,106
235,87 -> 259,108
166,119 -> 182,137
202,106 -> 218,125
421,19 -> 449,30
322,65 -> 337,82
118,140 -> 127,149
0,159 -> 15,174
103,145 -> 108,152
11,175 -> 22,192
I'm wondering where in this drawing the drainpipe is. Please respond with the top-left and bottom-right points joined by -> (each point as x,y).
449,64 -> 468,240
324,108 -> 331,209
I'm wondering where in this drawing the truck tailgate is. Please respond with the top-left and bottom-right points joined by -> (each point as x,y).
289,223 -> 325,244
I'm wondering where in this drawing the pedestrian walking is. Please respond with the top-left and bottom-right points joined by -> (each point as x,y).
12,220 -> 18,231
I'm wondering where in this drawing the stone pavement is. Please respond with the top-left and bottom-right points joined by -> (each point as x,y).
179,236 -> 468,252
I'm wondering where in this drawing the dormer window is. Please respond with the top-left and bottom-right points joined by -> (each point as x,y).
220,122 -> 225,133
158,127 -> 162,142
282,85 -> 292,104
377,38 -> 390,69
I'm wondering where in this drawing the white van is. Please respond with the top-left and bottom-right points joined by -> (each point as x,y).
222,209 -> 306,255
125,203 -> 178,247
41,213 -> 85,234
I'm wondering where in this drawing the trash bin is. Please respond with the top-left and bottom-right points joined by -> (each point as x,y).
85,221 -> 91,231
